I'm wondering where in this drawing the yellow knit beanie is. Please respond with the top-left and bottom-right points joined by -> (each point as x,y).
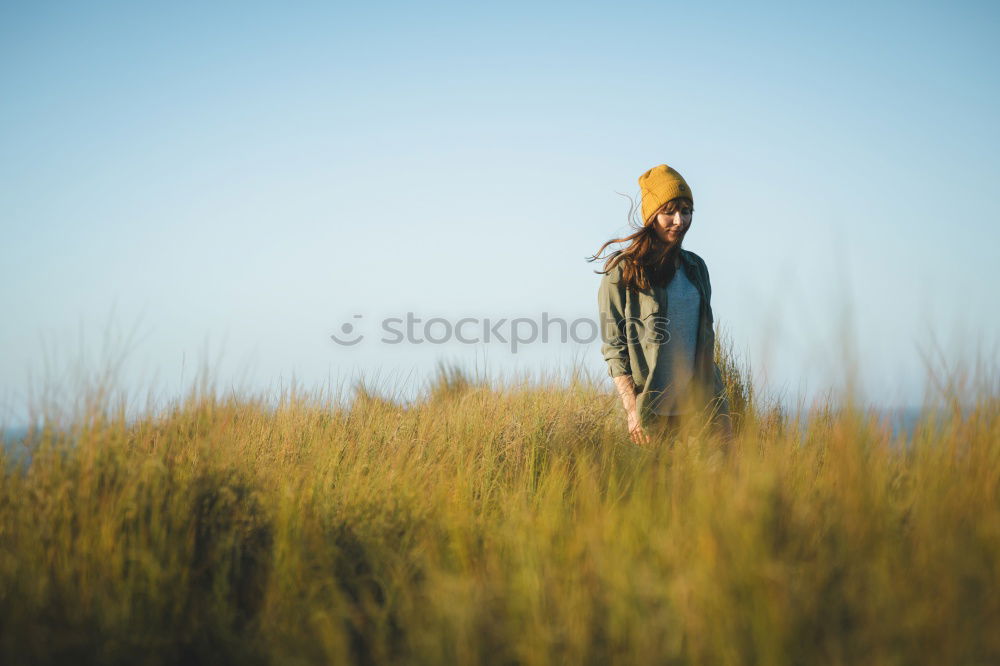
638,164 -> 693,224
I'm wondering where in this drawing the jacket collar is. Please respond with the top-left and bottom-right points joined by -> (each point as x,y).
679,249 -> 709,305
678,248 -> 698,271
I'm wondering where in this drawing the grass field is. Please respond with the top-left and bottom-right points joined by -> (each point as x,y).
1,336 -> 998,665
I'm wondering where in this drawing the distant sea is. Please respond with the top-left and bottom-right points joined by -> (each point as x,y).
797,405 -> 941,442
3,426 -> 29,447
1,406 -> 947,456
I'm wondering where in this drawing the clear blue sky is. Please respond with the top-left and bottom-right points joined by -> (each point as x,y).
2,0 -> 998,423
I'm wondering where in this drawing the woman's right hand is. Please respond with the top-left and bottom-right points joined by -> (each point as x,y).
627,411 -> 650,446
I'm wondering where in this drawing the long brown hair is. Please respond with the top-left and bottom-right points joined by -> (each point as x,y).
587,195 -> 694,291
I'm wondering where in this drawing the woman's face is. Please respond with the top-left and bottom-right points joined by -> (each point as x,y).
652,204 -> 692,245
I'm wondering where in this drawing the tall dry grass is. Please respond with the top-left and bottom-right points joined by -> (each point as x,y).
1,334 -> 998,665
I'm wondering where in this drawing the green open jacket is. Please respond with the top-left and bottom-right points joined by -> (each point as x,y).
597,249 -> 731,429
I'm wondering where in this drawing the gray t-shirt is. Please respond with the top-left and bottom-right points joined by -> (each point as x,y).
648,263 -> 701,415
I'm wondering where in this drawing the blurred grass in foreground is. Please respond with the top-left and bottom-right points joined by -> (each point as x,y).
1,334 -> 999,665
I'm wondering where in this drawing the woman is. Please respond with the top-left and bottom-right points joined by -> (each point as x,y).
590,164 -> 733,446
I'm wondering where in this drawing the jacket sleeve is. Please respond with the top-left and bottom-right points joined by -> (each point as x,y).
597,264 -> 631,378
